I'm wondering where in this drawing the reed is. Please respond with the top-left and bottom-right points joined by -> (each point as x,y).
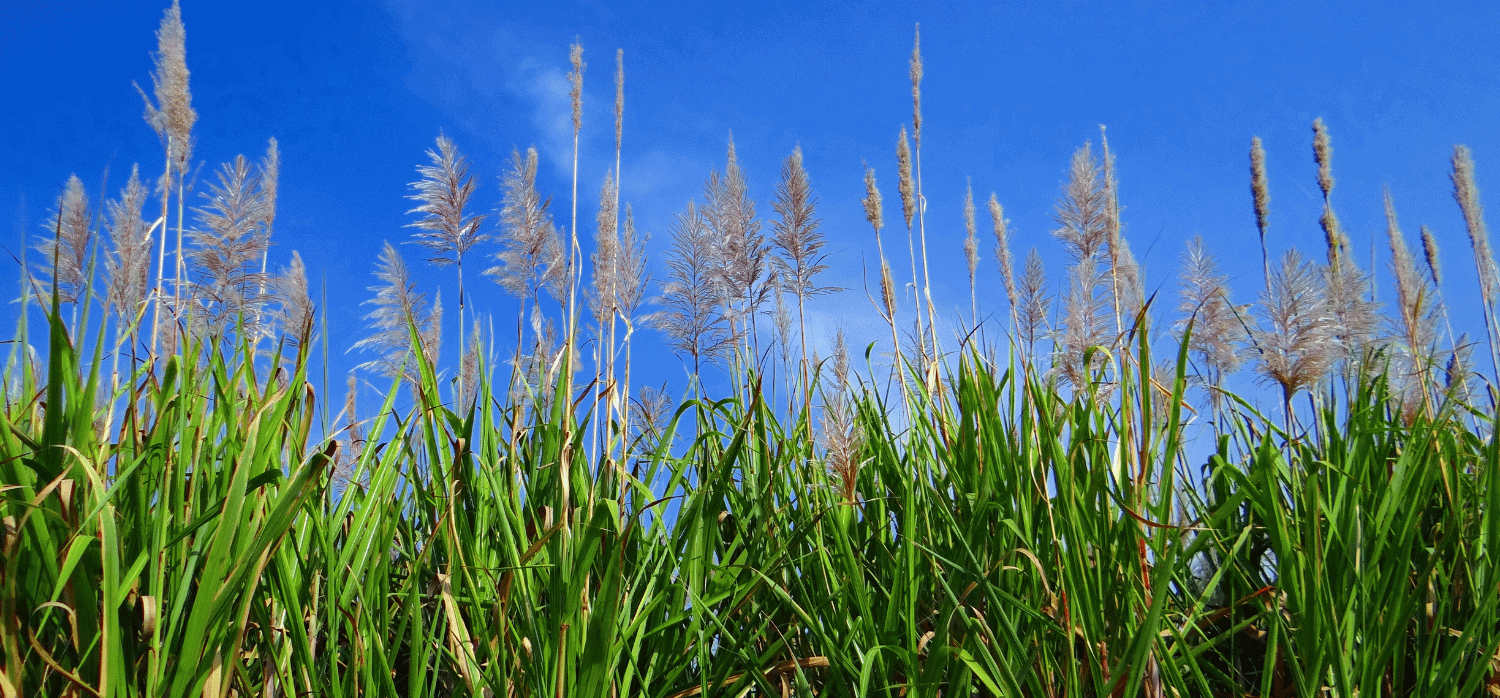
1383,188 -> 1439,415
656,200 -> 735,377
963,180 -> 979,328
986,193 -> 1019,343
406,134 -> 487,386
1254,248 -> 1336,428
1017,246 -> 1050,365
103,165 -> 152,350
271,250 -> 313,349
186,154 -> 274,343
1250,136 -> 1272,289
136,0 -> 195,357
1311,119 -> 1381,368
771,145 -> 837,395
351,241 -> 442,384
10,8 -> 1500,698
1453,144 -> 1500,378
705,135 -> 774,367
33,174 -> 97,344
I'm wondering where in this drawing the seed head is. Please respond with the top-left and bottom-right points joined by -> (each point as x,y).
1452,144 -> 1496,303
963,180 -> 978,282
139,0 -> 196,173
568,40 -> 585,135
105,165 -> 153,321
989,193 -> 1017,316
614,49 -> 624,152
35,174 -> 92,305
880,261 -> 897,319
1312,118 -> 1335,199
909,23 -> 924,148
897,127 -> 915,230
1420,225 -> 1443,287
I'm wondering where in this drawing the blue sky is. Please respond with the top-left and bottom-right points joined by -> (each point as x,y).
4,1 -> 1500,416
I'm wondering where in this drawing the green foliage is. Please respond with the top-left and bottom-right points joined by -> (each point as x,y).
5,299 -> 1500,697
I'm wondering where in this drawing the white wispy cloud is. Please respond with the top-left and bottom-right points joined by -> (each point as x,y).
382,0 -> 720,236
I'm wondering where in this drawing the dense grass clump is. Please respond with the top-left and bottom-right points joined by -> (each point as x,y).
8,5 -> 1500,698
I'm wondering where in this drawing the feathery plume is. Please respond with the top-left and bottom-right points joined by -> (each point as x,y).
259,138 -> 279,234
255,138 -> 280,292
1113,234 -> 1145,321
137,0 -> 196,358
1254,248 -> 1336,408
879,263 -> 897,324
1053,142 -> 1108,262
35,174 -> 93,305
831,326 -> 852,390
1099,125 -> 1137,336
772,146 -> 838,387
568,42 -> 585,136
1018,247 -> 1050,363
963,180 -> 979,321
1056,256 -> 1111,389
704,135 -> 774,337
407,134 -> 487,267
820,327 -> 862,503
862,166 -> 884,234
895,127 -> 925,356
773,291 -> 795,374
1421,225 -> 1443,287
457,320 -> 482,410
630,383 -> 673,448
1418,223 -> 1460,358
563,39 -> 587,415
897,127 -> 915,231
909,25 -> 937,365
586,172 -> 621,502
105,166 -> 153,326
139,0 -> 196,175
772,146 -> 835,304
352,241 -> 441,382
614,49 -> 624,155
1050,143 -> 1112,374
1323,257 -> 1382,363
588,171 -> 621,324
909,23 -> 923,149
862,166 -> 897,319
1312,118 -> 1349,262
656,201 -> 736,374
988,193 -> 1018,333
272,251 -> 314,348
487,148 -> 567,302
1175,236 -> 1249,410
615,204 -> 651,321
1100,125 -> 1121,256
1308,119 -> 1379,362
188,155 -> 273,340
1451,144 -> 1500,377
1385,190 -> 1439,412
1250,136 -> 1272,288
155,302 -> 178,357
1453,145 -> 1497,302
1444,336 -> 1476,403
334,375 -> 366,489
1313,119 -> 1335,200
514,308 -> 565,412
1386,189 -> 1427,344
610,204 -> 651,467
408,133 -> 485,365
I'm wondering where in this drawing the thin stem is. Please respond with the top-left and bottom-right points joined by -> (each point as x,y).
150,153 -> 171,358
